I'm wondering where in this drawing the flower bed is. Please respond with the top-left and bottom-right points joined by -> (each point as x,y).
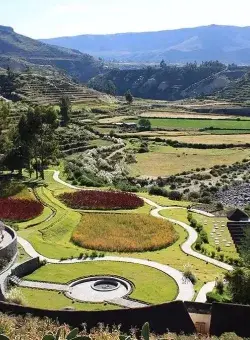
72,213 -> 177,252
0,198 -> 44,221
59,190 -> 144,210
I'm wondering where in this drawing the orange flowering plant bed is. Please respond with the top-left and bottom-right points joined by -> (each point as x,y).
71,213 -> 177,252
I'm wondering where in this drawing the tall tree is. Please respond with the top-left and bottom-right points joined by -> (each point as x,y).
60,96 -> 71,126
0,102 -> 10,155
125,90 -> 133,104
12,106 -> 59,179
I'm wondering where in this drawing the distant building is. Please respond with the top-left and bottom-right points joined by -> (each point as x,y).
227,209 -> 250,247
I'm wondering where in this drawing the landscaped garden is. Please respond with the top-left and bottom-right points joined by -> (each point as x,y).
72,213 -> 177,252
19,261 -> 178,310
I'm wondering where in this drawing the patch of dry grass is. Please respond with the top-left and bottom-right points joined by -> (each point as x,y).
72,213 -> 177,252
170,134 -> 250,145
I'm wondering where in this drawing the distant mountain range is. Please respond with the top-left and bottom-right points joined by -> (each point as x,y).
41,25 -> 250,64
0,25 -> 103,82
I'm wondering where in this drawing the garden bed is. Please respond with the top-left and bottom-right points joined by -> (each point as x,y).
59,190 -> 144,210
72,213 -> 177,252
0,198 -> 44,221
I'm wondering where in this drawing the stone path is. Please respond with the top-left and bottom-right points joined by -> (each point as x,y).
110,297 -> 147,308
17,236 -> 194,302
16,170 -> 234,304
195,281 -> 216,303
19,280 -> 67,291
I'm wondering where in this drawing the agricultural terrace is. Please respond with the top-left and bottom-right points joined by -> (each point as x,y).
130,144 -> 250,177
59,190 -> 144,210
169,134 -> 250,145
127,117 -> 250,130
72,213 -> 177,252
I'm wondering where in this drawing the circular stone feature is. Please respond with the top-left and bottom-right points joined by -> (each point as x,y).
91,279 -> 121,292
66,276 -> 132,302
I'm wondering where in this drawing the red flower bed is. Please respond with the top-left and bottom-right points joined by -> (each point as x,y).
0,198 -> 44,221
59,190 -> 144,210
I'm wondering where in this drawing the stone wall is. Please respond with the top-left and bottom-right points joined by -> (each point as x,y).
0,300 -> 196,334
11,257 -> 41,278
0,226 -> 17,260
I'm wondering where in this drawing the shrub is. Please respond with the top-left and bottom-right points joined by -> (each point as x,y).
5,288 -> 26,305
183,269 -> 197,284
200,230 -> 208,243
168,190 -> 182,201
149,186 -> 168,197
188,191 -> 200,200
216,279 -> 224,295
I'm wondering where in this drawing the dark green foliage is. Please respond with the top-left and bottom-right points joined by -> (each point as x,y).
225,268 -> 250,304
168,190 -> 182,201
60,96 -> 71,126
125,90 -> 133,104
148,186 -> 169,197
138,118 -> 151,132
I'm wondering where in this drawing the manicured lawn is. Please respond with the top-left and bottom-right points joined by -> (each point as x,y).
19,288 -> 120,311
130,145 -> 250,176
72,213 -> 177,252
24,261 -> 178,304
139,193 -> 191,207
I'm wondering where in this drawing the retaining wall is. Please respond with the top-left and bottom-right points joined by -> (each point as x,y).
0,226 -> 17,260
11,257 -> 41,278
0,300 -> 195,334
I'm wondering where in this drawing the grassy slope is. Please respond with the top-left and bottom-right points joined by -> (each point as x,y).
24,261 -> 178,305
130,145 -> 250,177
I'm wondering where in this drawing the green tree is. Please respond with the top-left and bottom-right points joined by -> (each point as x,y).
0,102 -> 10,154
13,106 -> 59,179
225,268 -> 250,304
60,96 -> 71,126
106,80 -> 116,96
125,90 -> 133,104
138,118 -> 151,131
239,227 -> 250,267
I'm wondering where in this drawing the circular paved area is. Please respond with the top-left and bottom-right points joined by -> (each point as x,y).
66,276 -> 132,302
0,230 -> 13,249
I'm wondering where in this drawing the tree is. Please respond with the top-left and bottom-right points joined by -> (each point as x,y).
239,227 -> 250,267
0,102 -> 10,155
106,80 -> 116,96
125,90 -> 133,104
225,268 -> 250,304
59,96 -> 71,126
138,118 -> 151,132
13,106 -> 59,179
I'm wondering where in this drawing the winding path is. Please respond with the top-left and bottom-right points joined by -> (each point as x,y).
16,170 -> 233,303
17,236 -> 194,302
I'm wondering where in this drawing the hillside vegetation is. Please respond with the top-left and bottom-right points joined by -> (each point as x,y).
0,25 -> 103,82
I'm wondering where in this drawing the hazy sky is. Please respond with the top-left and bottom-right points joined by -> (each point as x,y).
1,0 -> 250,39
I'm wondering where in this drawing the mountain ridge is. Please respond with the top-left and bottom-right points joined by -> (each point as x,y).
40,25 -> 250,64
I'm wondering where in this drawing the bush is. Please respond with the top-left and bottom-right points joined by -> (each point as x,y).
216,279 -> 224,295
149,186 -> 168,197
183,269 -> 197,284
168,190 -> 182,201
5,288 -> 26,305
200,230 -> 208,243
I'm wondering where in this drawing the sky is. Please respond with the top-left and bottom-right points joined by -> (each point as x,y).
1,0 -> 250,39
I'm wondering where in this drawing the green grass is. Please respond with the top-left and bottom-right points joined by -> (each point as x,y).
18,244 -> 31,263
130,144 -> 250,177
24,261 -> 178,305
139,193 -> 191,207
19,288 -> 120,311
88,139 -> 113,147
129,118 -> 250,130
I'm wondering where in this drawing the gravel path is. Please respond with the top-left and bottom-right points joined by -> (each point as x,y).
195,281 -> 216,303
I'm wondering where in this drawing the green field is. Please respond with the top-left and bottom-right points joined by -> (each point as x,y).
130,144 -> 250,177
24,261 -> 178,305
129,118 -> 250,130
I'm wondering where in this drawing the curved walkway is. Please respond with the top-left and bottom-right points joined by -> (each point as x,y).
17,236 -> 194,301
23,170 -> 234,302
